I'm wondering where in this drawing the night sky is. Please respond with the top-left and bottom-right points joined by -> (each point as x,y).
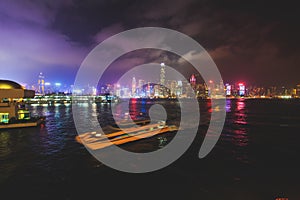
0,0 -> 299,87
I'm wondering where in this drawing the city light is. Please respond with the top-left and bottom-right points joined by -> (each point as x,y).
8,71 -> 300,99
238,83 -> 245,96
225,84 -> 231,96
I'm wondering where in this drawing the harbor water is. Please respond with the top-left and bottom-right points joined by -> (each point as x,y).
0,99 -> 300,200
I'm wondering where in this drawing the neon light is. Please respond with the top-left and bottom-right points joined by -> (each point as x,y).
239,83 -> 245,96
225,84 -> 231,96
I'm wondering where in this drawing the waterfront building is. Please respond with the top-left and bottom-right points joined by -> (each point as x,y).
131,77 -> 136,97
159,63 -> 166,97
225,83 -> 232,96
190,74 -> 196,88
160,63 -> 165,86
38,72 -> 45,95
296,84 -> 300,97
238,83 -> 246,96
0,80 -> 35,123
176,80 -> 183,97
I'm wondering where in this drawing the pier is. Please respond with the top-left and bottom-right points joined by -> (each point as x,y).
24,94 -> 119,105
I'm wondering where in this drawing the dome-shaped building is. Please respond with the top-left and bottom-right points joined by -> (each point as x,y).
0,80 -> 35,124
0,80 -> 23,90
0,80 -> 34,99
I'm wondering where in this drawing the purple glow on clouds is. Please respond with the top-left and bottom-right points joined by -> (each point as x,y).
0,1 -> 87,84
0,0 -> 299,87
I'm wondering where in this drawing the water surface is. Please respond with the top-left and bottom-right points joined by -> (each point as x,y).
1,99 -> 299,200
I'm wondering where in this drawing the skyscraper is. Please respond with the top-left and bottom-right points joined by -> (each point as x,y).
190,74 -> 196,89
131,76 -> 136,97
160,63 -> 166,97
38,72 -> 45,94
238,83 -> 245,96
190,74 -> 196,84
160,63 -> 165,86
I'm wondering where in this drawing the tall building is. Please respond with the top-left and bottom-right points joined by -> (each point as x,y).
238,83 -> 245,96
189,74 -> 197,94
38,72 -> 45,95
190,74 -> 196,86
160,63 -> 165,86
296,84 -> 300,97
138,79 -> 145,89
170,80 -> 177,96
137,79 -> 145,96
131,77 -> 136,97
225,83 -> 232,96
177,80 -> 183,96
160,63 -> 166,97
114,83 -> 121,97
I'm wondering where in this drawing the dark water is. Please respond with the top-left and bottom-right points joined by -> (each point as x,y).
0,99 -> 300,200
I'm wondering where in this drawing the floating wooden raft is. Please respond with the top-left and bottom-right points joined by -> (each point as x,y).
76,122 -> 178,150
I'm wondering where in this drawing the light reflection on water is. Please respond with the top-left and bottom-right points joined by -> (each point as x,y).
1,99 -> 300,199
233,99 -> 248,145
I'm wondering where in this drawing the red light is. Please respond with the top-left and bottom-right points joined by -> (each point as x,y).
209,80 -> 213,84
130,98 -> 137,103
238,83 -> 244,86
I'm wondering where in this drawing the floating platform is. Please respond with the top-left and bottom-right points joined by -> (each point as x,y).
76,122 -> 178,150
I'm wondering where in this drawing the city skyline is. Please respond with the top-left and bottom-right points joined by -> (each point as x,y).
1,1 -> 300,87
19,70 -> 300,99
1,2 -> 300,199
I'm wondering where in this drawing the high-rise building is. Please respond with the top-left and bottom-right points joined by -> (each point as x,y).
296,84 -> 300,97
190,74 -> 196,86
238,83 -> 245,96
114,83 -> 121,97
131,77 -> 136,97
138,79 -> 145,89
38,72 -> 45,95
176,80 -> 183,96
160,63 -> 166,97
225,83 -> 232,96
160,63 -> 165,86
170,80 -> 177,96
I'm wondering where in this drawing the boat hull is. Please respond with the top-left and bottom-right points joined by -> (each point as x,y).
0,117 -> 45,129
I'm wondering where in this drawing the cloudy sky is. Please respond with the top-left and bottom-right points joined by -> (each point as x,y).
0,0 -> 299,87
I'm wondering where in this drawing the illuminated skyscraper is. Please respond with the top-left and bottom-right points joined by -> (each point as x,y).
238,83 -> 245,96
160,63 -> 165,86
190,74 -> 196,93
114,83 -> 121,97
38,72 -> 45,94
225,83 -> 231,96
132,76 -> 136,97
177,80 -> 183,96
159,63 -> 166,97
137,79 -> 145,97
138,79 -> 145,89
296,84 -> 300,97
170,80 -> 177,96
190,74 -> 196,86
